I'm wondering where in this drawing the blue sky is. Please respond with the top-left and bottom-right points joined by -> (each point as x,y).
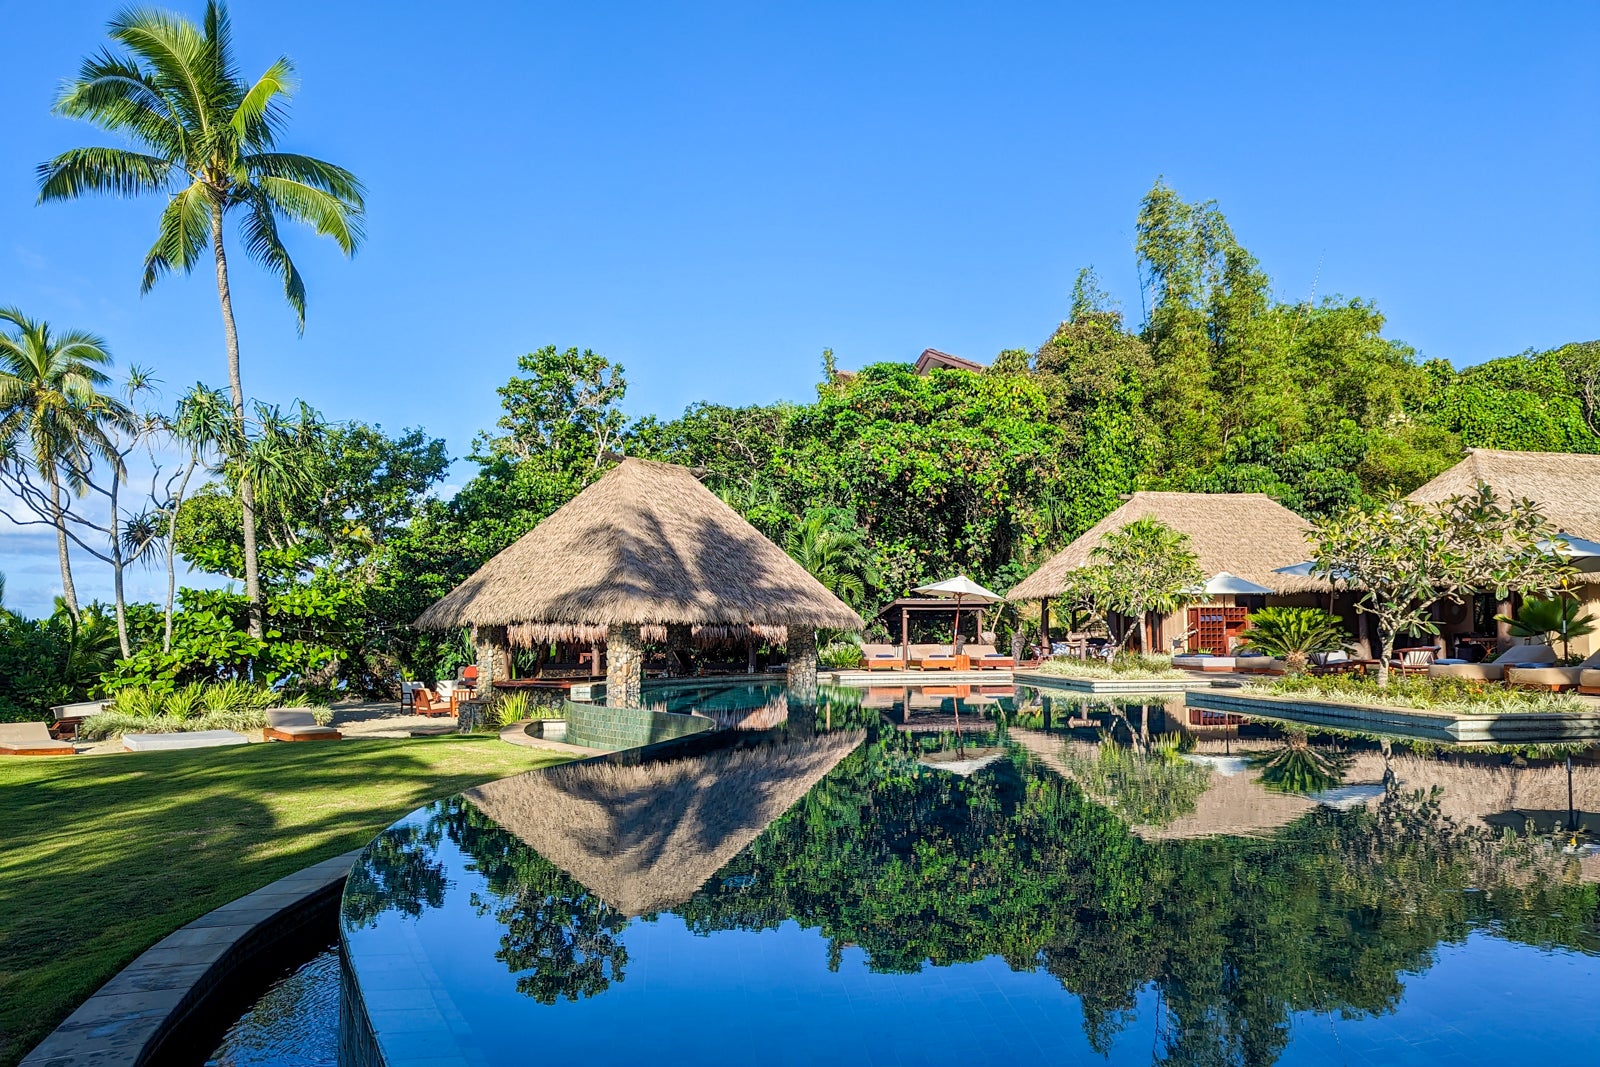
2,1 -> 1597,615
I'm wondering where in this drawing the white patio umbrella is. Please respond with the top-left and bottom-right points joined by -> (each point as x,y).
912,575 -> 1005,646
1184,571 -> 1275,597
1538,532 -> 1600,574
1275,560 -> 1355,582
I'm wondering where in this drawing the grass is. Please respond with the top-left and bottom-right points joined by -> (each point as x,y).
1253,673 -> 1588,715
0,736 -> 568,1067
1033,653 -> 1186,681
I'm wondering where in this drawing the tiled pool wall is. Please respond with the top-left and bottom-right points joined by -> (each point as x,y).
563,699 -> 717,750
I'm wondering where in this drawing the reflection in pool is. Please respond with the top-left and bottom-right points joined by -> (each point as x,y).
337,682 -> 1600,1066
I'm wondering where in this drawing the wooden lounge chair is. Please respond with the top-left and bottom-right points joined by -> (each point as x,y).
1579,668 -> 1600,696
861,643 -> 906,671
967,644 -> 1015,670
0,722 -> 75,756
49,700 -> 108,740
1389,648 -> 1438,676
1506,649 -> 1600,692
413,689 -> 457,718
263,708 -> 342,742
917,652 -> 970,672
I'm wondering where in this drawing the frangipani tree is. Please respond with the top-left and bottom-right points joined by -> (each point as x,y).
1310,485 -> 1571,687
1084,518 -> 1204,653
41,0 -> 365,637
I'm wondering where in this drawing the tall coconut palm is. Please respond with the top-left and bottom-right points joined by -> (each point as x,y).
40,0 -> 366,637
0,309 -> 132,620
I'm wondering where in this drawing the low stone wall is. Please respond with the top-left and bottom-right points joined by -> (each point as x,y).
563,699 -> 716,751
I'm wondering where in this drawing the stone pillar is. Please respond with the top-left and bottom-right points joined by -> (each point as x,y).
606,624 -> 644,708
786,627 -> 818,701
473,626 -> 508,690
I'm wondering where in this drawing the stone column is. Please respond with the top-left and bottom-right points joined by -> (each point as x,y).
786,627 -> 818,701
606,624 -> 644,708
473,626 -> 508,689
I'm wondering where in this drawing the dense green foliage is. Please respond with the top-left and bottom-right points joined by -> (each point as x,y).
1240,607 -> 1352,672
7,177 -> 1600,710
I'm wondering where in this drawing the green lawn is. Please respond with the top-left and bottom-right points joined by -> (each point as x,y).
0,737 -> 568,1067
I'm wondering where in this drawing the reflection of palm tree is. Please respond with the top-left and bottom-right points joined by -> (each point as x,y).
1258,733 -> 1349,795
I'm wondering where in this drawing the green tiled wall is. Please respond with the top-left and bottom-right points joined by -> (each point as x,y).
564,700 -> 716,752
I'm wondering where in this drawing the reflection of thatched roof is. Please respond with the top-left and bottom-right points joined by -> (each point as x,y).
1350,752 -> 1600,830
416,458 -> 863,631
1408,448 -> 1600,543
464,732 -> 863,916
1012,729 -> 1316,840
1008,491 -> 1320,599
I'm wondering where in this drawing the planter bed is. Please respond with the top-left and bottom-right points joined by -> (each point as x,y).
1186,689 -> 1600,744
1014,671 -> 1221,694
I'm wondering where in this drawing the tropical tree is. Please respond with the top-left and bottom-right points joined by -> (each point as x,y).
1310,485 -> 1571,686
0,309 -> 132,620
1088,519 -> 1203,652
160,384 -> 235,650
1240,607 -> 1350,674
785,509 -> 880,610
41,0 -> 366,637
1495,595 -> 1597,662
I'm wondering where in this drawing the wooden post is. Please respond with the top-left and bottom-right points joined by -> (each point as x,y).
900,606 -> 910,667
746,634 -> 757,675
606,624 -> 643,708
1495,596 -> 1514,654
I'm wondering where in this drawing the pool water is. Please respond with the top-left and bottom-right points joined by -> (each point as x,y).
206,944 -> 339,1067
218,683 -> 1600,1066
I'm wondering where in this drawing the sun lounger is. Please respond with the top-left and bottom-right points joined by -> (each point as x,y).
1429,640 -> 1556,682
49,700 -> 109,740
909,644 -> 968,671
861,643 -> 906,670
123,730 -> 249,752
1506,649 -> 1600,692
263,708 -> 342,742
1389,647 -> 1439,676
0,722 -> 75,756
1579,668 -> 1600,695
967,644 -> 1014,670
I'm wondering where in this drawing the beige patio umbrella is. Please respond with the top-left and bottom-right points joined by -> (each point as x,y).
912,575 -> 1004,647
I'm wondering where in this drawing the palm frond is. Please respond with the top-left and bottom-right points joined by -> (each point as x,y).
53,48 -> 185,155
238,187 -> 306,327
37,146 -> 173,201
108,5 -> 216,137
141,183 -> 214,290
257,173 -> 364,254
247,152 -> 365,206
231,56 -> 296,145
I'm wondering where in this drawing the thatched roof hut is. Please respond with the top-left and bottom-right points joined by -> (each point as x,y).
464,732 -> 863,916
416,457 -> 862,633
1008,491 -> 1321,600
1408,448 -> 1600,543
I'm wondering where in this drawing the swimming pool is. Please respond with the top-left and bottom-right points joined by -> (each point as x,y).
208,682 -> 1600,1065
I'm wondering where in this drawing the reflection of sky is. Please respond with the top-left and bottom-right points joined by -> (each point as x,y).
345,806 -> 1600,1067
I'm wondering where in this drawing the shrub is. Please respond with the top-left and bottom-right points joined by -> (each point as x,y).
1036,653 -> 1184,680
494,691 -> 532,727
1239,607 -> 1350,674
1257,673 -> 1583,714
163,683 -> 205,721
77,704 -> 332,741
818,641 -> 865,670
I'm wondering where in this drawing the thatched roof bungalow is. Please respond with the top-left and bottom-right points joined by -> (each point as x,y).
1008,492 -> 1322,654
1409,448 -> 1600,656
416,457 -> 862,705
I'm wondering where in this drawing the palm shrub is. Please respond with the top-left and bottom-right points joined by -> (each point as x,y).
1495,595 -> 1596,662
1258,733 -> 1351,795
162,682 -> 205,721
1240,607 -> 1350,674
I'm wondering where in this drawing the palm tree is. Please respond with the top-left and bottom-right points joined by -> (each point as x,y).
40,0 -> 365,637
1496,595 -> 1598,662
1240,606 -> 1350,674
0,309 -> 132,620
785,510 -> 879,610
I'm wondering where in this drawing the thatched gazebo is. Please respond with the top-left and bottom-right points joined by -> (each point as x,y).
1007,491 -> 1325,654
414,457 -> 863,706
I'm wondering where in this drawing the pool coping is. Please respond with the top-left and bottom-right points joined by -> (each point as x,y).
20,848 -> 364,1067
1186,689 -> 1600,743
1013,671 -> 1219,693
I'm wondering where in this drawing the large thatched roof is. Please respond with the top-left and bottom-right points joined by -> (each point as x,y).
464,732 -> 863,916
415,457 -> 863,631
1008,491 -> 1322,599
1408,448 -> 1600,541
